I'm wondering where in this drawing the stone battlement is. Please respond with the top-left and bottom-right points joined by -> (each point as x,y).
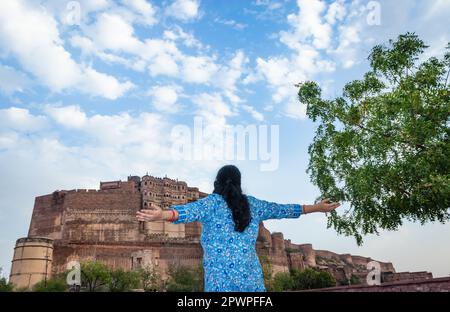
11,173 -> 433,290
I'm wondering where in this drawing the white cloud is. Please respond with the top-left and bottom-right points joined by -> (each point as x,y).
0,65 -> 31,95
0,107 -> 47,132
163,26 -> 204,49
44,105 -> 87,129
332,24 -> 361,68
281,0 -> 332,50
254,0 -> 283,11
79,66 -> 135,100
325,0 -> 346,25
182,55 -> 218,83
166,0 -> 201,21
43,104 -> 167,148
45,0 -> 156,26
249,0 -> 339,119
424,0 -> 450,20
148,85 -> 181,113
140,39 -> 183,76
214,50 -> 248,104
70,34 -> 146,72
283,98 -> 308,119
192,92 -> 232,127
256,57 -> 291,89
70,35 -> 96,56
122,0 -> 157,25
86,13 -> 143,53
255,45 -> 334,109
214,18 -> 247,30
44,0 -> 111,25
0,0 -> 134,100
242,105 -> 264,121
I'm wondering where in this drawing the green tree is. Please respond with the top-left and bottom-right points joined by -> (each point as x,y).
166,264 -> 203,292
272,272 -> 294,291
350,274 -> 361,285
81,260 -> 111,292
33,277 -> 67,292
138,266 -> 163,292
108,268 -> 140,292
297,33 -> 450,245
291,268 -> 336,290
0,267 -> 13,292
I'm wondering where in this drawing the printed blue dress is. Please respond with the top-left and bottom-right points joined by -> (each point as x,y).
172,193 -> 303,292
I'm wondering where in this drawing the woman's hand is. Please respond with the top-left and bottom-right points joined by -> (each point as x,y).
303,199 -> 341,214
136,203 -> 164,221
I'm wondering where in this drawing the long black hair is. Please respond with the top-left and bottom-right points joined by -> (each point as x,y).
213,165 -> 251,232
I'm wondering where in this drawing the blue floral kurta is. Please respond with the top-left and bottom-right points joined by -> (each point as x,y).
172,193 -> 302,292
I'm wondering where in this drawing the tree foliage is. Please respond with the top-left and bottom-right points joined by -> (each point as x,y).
166,264 -> 203,292
80,260 -> 111,292
297,33 -> 450,244
32,277 -> 68,292
108,268 -> 140,292
0,267 -> 13,292
138,265 -> 163,292
291,268 -> 336,290
272,272 -> 294,291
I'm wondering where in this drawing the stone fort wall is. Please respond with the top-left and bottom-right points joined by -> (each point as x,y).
11,174 -> 433,289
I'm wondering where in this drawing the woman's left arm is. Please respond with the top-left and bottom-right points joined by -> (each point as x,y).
249,196 -> 340,221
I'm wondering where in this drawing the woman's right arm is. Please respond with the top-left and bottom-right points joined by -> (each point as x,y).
302,199 -> 340,214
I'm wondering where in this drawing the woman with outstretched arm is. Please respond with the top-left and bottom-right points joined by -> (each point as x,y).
136,165 -> 340,292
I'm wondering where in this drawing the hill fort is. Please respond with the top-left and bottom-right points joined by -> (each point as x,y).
9,174 -> 433,289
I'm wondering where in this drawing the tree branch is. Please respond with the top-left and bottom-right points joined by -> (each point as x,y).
356,123 -> 427,151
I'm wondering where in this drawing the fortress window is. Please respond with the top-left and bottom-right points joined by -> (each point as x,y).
139,221 -> 145,233
144,182 -> 147,185
136,257 -> 142,268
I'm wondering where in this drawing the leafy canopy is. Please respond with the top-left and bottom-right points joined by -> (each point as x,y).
297,33 -> 450,245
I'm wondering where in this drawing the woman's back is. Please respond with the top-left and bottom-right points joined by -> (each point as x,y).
172,193 -> 302,291
136,164 -> 339,292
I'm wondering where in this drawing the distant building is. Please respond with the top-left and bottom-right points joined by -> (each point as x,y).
9,174 -> 432,290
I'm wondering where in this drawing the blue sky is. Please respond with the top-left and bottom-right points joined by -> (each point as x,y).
1,0 -> 449,279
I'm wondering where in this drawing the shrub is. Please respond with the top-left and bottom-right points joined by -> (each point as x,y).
138,266 -> 163,292
108,268 -> 140,292
272,272 -> 294,291
0,268 -> 13,292
291,268 -> 336,290
33,278 -> 67,292
81,260 -> 111,292
166,264 -> 203,292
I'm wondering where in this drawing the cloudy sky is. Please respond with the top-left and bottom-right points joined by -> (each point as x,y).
0,0 -> 449,279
